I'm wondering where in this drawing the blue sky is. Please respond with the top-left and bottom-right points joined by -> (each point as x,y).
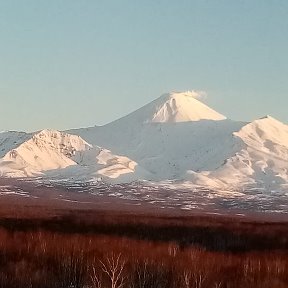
0,0 -> 287,131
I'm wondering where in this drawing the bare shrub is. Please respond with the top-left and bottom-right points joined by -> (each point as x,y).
99,253 -> 126,288
53,247 -> 87,288
130,260 -> 175,288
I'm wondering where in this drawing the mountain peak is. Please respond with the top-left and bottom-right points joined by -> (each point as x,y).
259,115 -> 274,120
235,114 -> 288,149
148,91 -> 226,123
165,90 -> 204,99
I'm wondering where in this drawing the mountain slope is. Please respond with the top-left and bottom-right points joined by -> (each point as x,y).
77,120 -> 245,180
69,92 -> 288,191
115,91 -> 226,124
46,146 -> 151,183
0,130 -> 91,177
69,91 -> 226,145
0,131 -> 32,158
207,116 -> 288,191
69,92 -> 244,180
0,129 -> 149,182
1,91 -> 288,192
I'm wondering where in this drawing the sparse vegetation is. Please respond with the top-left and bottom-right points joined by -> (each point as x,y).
0,212 -> 286,287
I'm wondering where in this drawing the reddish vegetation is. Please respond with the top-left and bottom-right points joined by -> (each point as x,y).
0,208 -> 287,288
0,179 -> 287,287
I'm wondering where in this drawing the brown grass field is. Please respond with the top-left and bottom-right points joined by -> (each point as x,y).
0,179 -> 287,287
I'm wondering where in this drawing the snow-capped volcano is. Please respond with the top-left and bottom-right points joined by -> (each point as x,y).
68,92 -> 288,192
1,91 -> 288,192
149,91 -> 226,123
68,91 -> 227,149
109,91 -> 226,125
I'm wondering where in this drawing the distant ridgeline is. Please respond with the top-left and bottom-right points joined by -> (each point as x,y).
1,91 -> 288,193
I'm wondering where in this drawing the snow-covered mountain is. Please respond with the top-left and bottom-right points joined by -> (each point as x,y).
0,129 -> 90,177
0,129 -> 149,182
207,116 -> 288,191
1,91 -> 288,192
110,91 -> 226,124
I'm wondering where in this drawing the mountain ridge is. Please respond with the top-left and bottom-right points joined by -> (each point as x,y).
1,91 -> 288,192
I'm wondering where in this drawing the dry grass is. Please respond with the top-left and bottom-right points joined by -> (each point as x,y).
0,210 -> 286,287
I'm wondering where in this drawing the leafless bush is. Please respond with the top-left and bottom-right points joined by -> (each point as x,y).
54,248 -> 87,288
98,253 -> 126,288
130,260 -> 175,288
182,271 -> 207,288
90,266 -> 103,288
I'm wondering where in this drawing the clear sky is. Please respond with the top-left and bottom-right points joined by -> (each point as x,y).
0,0 -> 287,132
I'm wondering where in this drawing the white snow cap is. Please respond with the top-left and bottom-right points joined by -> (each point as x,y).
149,91 -> 226,123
